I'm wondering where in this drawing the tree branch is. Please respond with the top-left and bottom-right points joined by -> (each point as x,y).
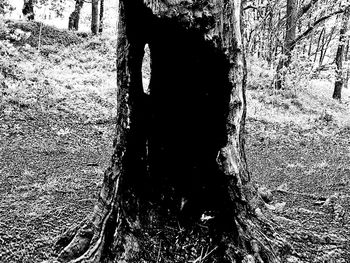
243,5 -> 257,11
293,9 -> 344,46
298,0 -> 319,17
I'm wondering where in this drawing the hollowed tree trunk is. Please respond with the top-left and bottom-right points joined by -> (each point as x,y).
54,1 -> 288,262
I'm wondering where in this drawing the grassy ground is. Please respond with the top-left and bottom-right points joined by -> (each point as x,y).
1,21 -> 350,262
246,62 -> 350,262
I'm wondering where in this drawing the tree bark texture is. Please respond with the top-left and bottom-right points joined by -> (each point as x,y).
22,0 -> 35,21
68,0 -> 84,31
55,1 -> 289,262
99,0 -> 104,33
91,0 -> 99,35
333,5 -> 350,100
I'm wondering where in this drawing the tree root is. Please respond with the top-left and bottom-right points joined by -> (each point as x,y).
51,201 -> 295,263
56,219 -> 95,262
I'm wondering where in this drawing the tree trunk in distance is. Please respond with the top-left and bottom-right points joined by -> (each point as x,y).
99,0 -> 104,33
53,1 -> 291,262
275,0 -> 298,89
333,5 -> 350,100
344,39 -> 350,89
91,0 -> 99,35
22,0 -> 34,21
314,28 -> 325,63
68,0 -> 84,31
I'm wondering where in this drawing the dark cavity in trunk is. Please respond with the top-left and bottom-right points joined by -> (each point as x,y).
125,13 -> 235,232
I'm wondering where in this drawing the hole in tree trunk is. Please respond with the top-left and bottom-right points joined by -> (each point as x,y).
142,43 -> 151,95
121,4 -> 237,231
139,18 -> 234,226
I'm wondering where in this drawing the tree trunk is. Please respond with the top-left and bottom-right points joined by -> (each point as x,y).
344,39 -> 350,89
333,5 -> 350,100
274,0 -> 298,89
99,0 -> 104,33
53,1 -> 289,262
22,0 -> 34,21
91,0 -> 99,35
68,0 -> 84,31
267,7 -> 274,65
319,25 -> 336,67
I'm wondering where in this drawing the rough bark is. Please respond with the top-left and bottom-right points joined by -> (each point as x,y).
333,5 -> 350,100
68,0 -> 84,31
99,0 -> 104,33
53,1 -> 290,262
91,0 -> 99,35
22,0 -> 35,21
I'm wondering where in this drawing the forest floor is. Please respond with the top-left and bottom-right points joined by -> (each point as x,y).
1,20 -> 350,262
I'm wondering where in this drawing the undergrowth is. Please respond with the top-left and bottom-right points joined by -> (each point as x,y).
246,56 -> 350,134
1,19 -> 83,47
0,19 -> 117,124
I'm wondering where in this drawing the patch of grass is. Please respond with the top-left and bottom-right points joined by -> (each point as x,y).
0,23 -> 118,123
247,73 -> 350,131
2,19 -> 83,47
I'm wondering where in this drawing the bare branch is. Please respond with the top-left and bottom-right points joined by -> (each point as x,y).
243,5 -> 257,11
293,9 -> 344,46
298,0 -> 319,17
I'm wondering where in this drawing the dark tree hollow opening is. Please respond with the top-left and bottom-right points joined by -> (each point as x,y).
122,6 -> 236,231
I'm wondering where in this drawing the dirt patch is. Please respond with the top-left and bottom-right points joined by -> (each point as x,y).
247,119 -> 350,262
0,107 -> 114,262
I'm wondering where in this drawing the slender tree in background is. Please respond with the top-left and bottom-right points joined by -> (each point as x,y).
99,0 -> 104,33
333,3 -> 350,100
22,0 -> 35,21
91,0 -> 99,35
271,0 -> 345,89
53,0 -> 288,262
274,0 -> 298,89
68,0 -> 84,31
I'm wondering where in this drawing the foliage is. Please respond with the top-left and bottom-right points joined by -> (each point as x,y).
284,52 -> 314,90
36,0 -> 67,18
246,57 -> 274,90
0,0 -> 14,15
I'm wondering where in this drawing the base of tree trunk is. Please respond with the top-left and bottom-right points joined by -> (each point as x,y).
333,80 -> 342,100
53,182 -> 291,263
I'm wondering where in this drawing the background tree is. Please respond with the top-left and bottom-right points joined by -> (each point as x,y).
333,3 -> 350,100
243,0 -> 348,93
53,0 -> 288,262
274,0 -> 298,89
22,0 -> 35,21
99,0 -> 104,33
68,0 -> 84,31
91,0 -> 99,35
